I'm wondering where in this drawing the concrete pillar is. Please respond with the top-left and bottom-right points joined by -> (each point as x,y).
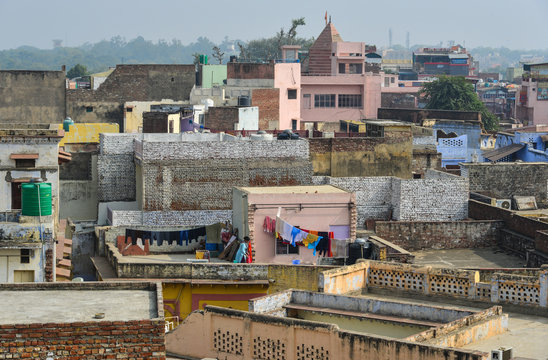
490,275 -> 500,304
540,270 -> 548,307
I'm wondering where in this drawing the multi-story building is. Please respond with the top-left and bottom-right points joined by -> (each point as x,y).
300,21 -> 382,126
516,62 -> 548,126
413,45 -> 476,79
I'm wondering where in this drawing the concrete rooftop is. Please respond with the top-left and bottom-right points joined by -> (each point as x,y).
412,247 -> 526,268
0,290 -> 158,324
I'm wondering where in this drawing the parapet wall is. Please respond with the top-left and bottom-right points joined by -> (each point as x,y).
109,209 -> 232,227
166,306 -> 487,360
375,220 -> 504,251
319,261 -> 548,309
314,171 -> 468,227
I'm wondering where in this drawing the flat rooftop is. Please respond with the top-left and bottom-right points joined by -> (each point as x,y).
0,284 -> 159,324
237,185 -> 348,194
412,248 -> 526,268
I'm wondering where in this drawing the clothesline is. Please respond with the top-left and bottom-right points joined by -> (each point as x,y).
264,215 -> 332,257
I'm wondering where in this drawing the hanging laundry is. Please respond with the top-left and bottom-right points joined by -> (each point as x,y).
206,223 -> 223,244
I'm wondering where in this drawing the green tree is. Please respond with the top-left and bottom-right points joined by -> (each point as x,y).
66,63 -> 88,79
419,76 -> 499,131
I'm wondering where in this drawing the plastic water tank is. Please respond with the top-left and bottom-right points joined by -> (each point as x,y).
21,183 -> 52,216
63,117 -> 74,132
238,96 -> 251,106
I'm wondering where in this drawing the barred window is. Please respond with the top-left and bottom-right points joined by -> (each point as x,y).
314,94 -> 336,108
338,94 -> 362,108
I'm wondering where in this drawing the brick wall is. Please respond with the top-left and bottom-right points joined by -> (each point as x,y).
308,130 -> 413,178
412,148 -> 441,177
205,107 -> 240,131
0,282 -> 166,359
461,162 -> 548,207
377,108 -> 481,123
314,171 -> 468,227
313,176 -> 393,227
228,63 -> 275,80
0,70 -> 65,125
139,138 -> 312,210
97,154 -> 136,201
110,210 -> 232,227
375,220 -> 505,251
251,88 -> 280,129
393,175 -> 469,221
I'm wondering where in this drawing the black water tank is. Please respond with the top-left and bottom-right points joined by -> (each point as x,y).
238,96 -> 251,106
347,242 -> 364,265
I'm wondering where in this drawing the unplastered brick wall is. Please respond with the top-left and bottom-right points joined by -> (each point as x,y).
141,139 -> 312,210
111,210 -> 232,227
97,133 -> 141,202
313,176 -> 393,227
0,282 -> 166,359
393,171 -> 469,221
314,171 -> 468,227
461,162 -> 548,207
375,220 -> 505,250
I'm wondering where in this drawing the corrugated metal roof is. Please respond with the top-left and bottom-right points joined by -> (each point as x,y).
482,143 -> 524,162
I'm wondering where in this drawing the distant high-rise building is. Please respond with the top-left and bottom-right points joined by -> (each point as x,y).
406,32 -> 410,50
389,28 -> 393,48
52,39 -> 62,48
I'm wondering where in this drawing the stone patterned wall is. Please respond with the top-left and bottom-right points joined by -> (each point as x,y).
461,162 -> 548,207
314,173 -> 468,227
375,220 -> 505,250
313,176 -> 393,228
110,210 -> 232,227
97,154 -> 136,201
141,139 -> 312,211
393,176 -> 469,221
100,133 -> 141,154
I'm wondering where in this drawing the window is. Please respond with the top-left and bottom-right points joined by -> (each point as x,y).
288,89 -> 297,99
366,123 -> 384,137
20,249 -> 30,264
276,236 -> 299,255
86,106 -> 93,112
126,107 -> 133,112
15,159 -> 35,168
338,94 -> 362,108
303,94 -> 311,109
291,119 -> 297,131
314,94 -> 336,108
391,77 -> 395,83
349,63 -> 362,74
339,63 -> 346,74
384,77 -> 390,87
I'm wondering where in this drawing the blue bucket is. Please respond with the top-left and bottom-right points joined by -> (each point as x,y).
292,259 -> 301,265
205,243 -> 218,251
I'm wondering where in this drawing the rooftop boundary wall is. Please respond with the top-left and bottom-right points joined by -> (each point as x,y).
319,261 -> 548,310
166,306 -> 487,360
108,209 -> 232,227
0,281 -> 166,359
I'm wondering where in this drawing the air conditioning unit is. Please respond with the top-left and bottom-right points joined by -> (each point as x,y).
490,347 -> 513,360
493,199 -> 511,209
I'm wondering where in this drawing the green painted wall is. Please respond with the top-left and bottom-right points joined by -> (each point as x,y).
201,65 -> 227,88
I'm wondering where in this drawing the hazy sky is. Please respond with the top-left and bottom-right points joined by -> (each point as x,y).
0,0 -> 546,50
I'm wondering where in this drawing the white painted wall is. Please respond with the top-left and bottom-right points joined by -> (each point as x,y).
235,107 -> 259,130
0,247 -> 43,282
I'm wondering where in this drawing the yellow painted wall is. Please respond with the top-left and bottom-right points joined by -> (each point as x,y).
58,123 -> 119,146
162,282 -> 268,324
267,265 -> 334,294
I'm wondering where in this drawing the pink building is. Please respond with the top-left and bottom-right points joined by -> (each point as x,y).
517,62 -> 548,126
232,185 -> 356,264
300,22 -> 382,125
227,62 -> 301,131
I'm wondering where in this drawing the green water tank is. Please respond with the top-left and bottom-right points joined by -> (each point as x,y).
63,117 -> 74,132
21,183 -> 52,216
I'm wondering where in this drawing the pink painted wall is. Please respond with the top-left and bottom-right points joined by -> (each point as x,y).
301,74 -> 382,123
247,191 -> 355,265
521,81 -> 548,125
274,63 -> 301,130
